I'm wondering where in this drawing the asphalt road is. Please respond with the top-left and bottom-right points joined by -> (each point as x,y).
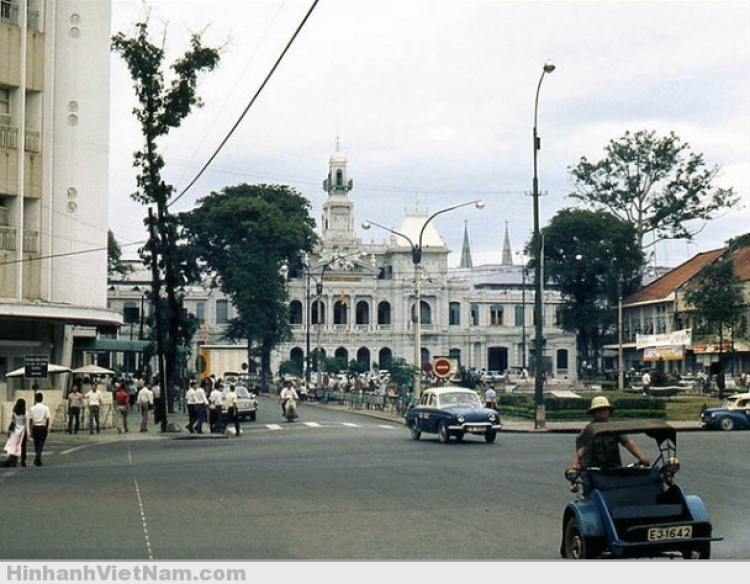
0,396 -> 746,560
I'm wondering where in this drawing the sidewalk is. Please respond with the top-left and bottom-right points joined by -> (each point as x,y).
47,398 -> 703,443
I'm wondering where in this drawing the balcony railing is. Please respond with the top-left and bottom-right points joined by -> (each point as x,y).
0,225 -> 15,250
0,227 -> 39,253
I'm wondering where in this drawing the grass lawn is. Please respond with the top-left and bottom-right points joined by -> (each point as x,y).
574,391 -> 724,421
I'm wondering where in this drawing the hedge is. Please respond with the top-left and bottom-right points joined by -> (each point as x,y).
496,394 -> 666,421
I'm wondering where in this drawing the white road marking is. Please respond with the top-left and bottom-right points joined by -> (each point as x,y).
266,424 -> 283,431
134,479 -> 154,560
377,425 -> 397,430
303,422 -> 322,427
342,423 -> 360,428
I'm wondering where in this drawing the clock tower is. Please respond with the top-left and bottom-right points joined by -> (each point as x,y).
321,144 -> 356,243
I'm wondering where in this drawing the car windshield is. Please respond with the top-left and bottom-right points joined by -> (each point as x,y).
438,392 -> 481,408
236,387 -> 251,399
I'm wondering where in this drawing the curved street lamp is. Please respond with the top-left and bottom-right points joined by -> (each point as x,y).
532,61 -> 555,429
363,199 -> 484,399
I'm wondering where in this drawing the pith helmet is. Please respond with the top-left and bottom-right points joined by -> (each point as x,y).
588,396 -> 614,413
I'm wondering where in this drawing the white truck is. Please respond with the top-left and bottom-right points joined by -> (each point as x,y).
197,345 -> 255,385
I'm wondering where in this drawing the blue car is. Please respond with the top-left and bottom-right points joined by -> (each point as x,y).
701,392 -> 750,431
561,420 -> 722,559
405,387 -> 502,443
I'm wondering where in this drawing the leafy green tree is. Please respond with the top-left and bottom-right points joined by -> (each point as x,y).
348,359 -> 369,377
107,230 -> 132,278
180,183 -> 318,390
386,357 -> 419,392
684,254 -> 747,397
112,21 -> 219,425
532,208 -> 644,372
569,130 -> 738,253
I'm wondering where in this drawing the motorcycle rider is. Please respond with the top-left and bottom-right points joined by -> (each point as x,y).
280,380 -> 300,420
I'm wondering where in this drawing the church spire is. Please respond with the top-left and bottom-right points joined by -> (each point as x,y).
501,222 -> 513,266
459,221 -> 473,268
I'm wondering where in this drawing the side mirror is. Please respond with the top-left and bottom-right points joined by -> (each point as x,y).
564,467 -> 580,483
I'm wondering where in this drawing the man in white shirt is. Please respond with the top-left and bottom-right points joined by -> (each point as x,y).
209,383 -> 224,433
485,386 -> 497,410
193,383 -> 209,434
185,381 -> 197,433
280,382 -> 299,419
137,383 -> 155,432
224,383 -> 240,435
29,392 -> 51,467
87,382 -> 103,434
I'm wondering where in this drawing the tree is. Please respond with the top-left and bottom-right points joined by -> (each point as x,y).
532,208 -> 644,372
683,253 -> 747,398
107,230 -> 132,278
112,20 -> 220,427
180,183 -> 318,391
569,130 -> 738,253
386,357 -> 419,393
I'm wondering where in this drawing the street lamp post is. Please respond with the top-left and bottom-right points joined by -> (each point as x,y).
363,199 -> 484,401
532,62 -> 555,429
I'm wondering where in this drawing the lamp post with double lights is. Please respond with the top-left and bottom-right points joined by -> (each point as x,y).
531,61 -> 555,429
362,199 -> 484,400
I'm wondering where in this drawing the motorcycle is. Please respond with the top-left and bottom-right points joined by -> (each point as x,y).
284,398 -> 298,422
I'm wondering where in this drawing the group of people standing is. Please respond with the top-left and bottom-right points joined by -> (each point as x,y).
184,377 -> 240,436
3,392 -> 52,468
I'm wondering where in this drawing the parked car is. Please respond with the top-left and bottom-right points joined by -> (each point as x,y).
700,392 -> 750,431
561,420 -> 722,559
480,370 -> 507,384
221,386 -> 258,421
405,387 -> 502,443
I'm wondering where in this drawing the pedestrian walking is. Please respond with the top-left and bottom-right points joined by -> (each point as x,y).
194,382 -> 208,433
4,398 -> 28,467
137,382 -> 154,432
224,383 -> 240,435
29,393 -> 50,467
87,382 -> 103,434
185,380 -> 198,433
67,384 -> 84,434
209,382 -> 223,433
114,383 -> 131,433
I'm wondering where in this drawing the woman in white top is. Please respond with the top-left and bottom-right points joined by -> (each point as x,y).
4,398 -> 28,467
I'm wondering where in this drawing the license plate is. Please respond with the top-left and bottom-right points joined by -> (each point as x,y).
467,426 -> 485,433
647,525 -> 692,542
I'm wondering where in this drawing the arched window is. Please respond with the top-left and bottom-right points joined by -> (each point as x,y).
420,347 -> 430,366
290,347 -> 304,374
449,302 -> 461,326
289,300 -> 303,325
356,301 -> 369,325
378,347 -> 392,369
357,347 -> 370,369
377,301 -> 391,325
556,349 -> 569,370
312,299 -> 325,325
449,348 -> 461,365
336,169 -> 344,186
334,300 -> 348,324
216,299 -> 229,324
335,347 -> 348,362
412,300 -> 432,325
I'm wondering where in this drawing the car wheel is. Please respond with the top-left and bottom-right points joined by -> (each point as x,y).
718,417 -> 735,431
438,422 -> 450,443
409,420 -> 421,440
563,517 -> 599,559
682,542 -> 711,559
484,430 -> 497,444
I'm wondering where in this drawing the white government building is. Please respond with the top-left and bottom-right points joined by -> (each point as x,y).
274,148 -> 578,382
0,0 -> 119,406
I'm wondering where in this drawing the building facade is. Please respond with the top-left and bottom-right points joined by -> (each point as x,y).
275,148 -> 578,382
0,0 -> 119,399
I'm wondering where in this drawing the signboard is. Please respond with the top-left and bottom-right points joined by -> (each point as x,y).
433,357 -> 453,378
636,329 -> 691,350
644,347 -> 684,362
24,355 -> 49,378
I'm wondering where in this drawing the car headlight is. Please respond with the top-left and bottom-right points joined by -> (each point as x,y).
457,415 -> 465,423
489,413 -> 496,422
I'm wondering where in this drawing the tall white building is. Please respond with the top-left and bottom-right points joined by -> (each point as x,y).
0,0 -> 119,398
276,147 -> 578,381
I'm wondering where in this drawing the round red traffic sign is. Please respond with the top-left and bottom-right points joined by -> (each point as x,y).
433,358 -> 452,378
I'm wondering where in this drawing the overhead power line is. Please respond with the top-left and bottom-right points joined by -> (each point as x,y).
168,0 -> 322,208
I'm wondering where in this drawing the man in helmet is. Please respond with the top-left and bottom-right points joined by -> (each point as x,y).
571,396 -> 650,470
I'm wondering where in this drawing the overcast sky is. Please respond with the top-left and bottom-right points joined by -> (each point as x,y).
109,0 -> 750,268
